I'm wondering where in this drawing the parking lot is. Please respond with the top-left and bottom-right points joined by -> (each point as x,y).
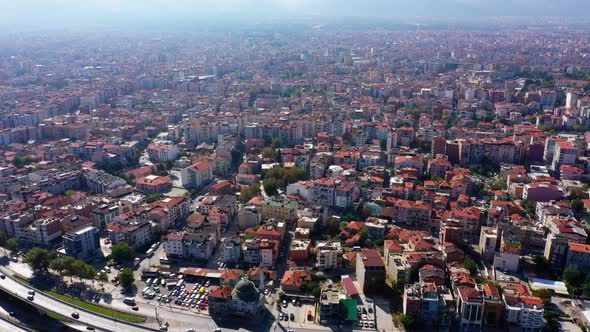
357,298 -> 376,330
138,274 -> 212,314
278,297 -> 315,326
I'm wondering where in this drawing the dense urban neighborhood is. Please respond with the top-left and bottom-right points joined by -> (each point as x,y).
3,13 -> 590,332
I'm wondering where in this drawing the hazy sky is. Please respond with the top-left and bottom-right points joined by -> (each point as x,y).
1,0 -> 589,30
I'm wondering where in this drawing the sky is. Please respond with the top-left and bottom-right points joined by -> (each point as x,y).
1,0 -> 589,30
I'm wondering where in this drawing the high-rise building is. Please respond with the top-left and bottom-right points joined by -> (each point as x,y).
63,225 -> 100,261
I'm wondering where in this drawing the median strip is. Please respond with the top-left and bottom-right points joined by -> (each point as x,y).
12,274 -> 145,324
44,290 -> 146,324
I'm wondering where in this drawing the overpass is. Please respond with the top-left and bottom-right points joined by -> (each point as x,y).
0,274 -> 157,332
0,317 -> 29,332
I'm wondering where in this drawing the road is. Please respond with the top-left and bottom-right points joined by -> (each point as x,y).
0,273 -> 157,332
0,317 -> 28,332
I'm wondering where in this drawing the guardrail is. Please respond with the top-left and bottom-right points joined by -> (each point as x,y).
0,273 -> 160,332
0,316 -> 31,332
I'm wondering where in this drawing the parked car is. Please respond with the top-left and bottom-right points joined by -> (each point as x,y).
290,313 -> 295,321
307,310 -> 313,321
0,273 -> 5,279
132,306 -> 139,311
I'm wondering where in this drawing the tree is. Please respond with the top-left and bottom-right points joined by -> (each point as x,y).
61,256 -> 79,281
261,147 -> 274,159
97,272 -> 109,283
563,267 -> 584,296
231,149 -> 243,168
572,199 -> 585,214
531,289 -> 554,305
83,264 -> 97,284
312,287 -> 321,299
5,238 -> 17,252
326,218 -> 341,237
263,179 -> 278,196
0,231 -> 7,247
533,256 -> 550,273
146,193 -> 164,203
50,258 -> 67,277
24,247 -> 56,273
399,314 -> 415,329
271,138 -> 281,149
118,268 -> 135,288
490,179 -> 507,191
358,228 -> 369,246
278,291 -> 286,302
239,184 -> 261,203
111,242 -> 134,262
463,256 -> 478,276
265,166 -> 306,189
520,200 -> 537,216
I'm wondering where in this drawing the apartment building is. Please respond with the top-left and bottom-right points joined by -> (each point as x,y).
63,225 -> 100,261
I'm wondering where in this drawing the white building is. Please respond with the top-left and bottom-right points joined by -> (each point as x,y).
223,238 -> 241,264
63,225 -> 100,261
316,241 -> 341,270
551,141 -> 577,171
503,294 -> 544,332
286,181 -> 312,201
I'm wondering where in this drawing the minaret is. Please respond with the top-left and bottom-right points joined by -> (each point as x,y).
259,265 -> 264,292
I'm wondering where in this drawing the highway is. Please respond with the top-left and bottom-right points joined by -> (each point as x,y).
0,317 -> 28,332
0,274 -> 156,332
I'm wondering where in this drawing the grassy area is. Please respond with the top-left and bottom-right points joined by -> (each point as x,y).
12,275 -> 30,285
44,290 -> 145,324
11,274 -> 145,324
46,311 -> 68,322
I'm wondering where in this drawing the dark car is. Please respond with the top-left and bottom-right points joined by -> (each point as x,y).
71,312 -> 80,319
290,313 -> 295,321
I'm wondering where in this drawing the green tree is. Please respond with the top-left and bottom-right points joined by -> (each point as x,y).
531,288 -> 554,305
231,149 -> 243,168
146,193 -> 164,203
312,287 -> 321,299
111,242 -> 134,262
278,291 -> 286,302
61,256 -> 79,281
265,166 -> 306,189
5,238 -> 17,252
239,184 -> 261,203
118,268 -> 135,288
0,231 -> 7,247
271,138 -> 281,149
463,256 -> 478,276
533,255 -> 550,273
50,258 -> 67,277
83,264 -> 97,284
263,179 -> 278,196
358,228 -> 369,246
572,199 -> 585,214
261,147 -> 274,159
326,218 -> 341,237
546,317 -> 560,332
563,267 -> 584,296
490,179 -> 507,191
520,200 -> 537,216
24,247 -> 57,273
399,314 -> 415,329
